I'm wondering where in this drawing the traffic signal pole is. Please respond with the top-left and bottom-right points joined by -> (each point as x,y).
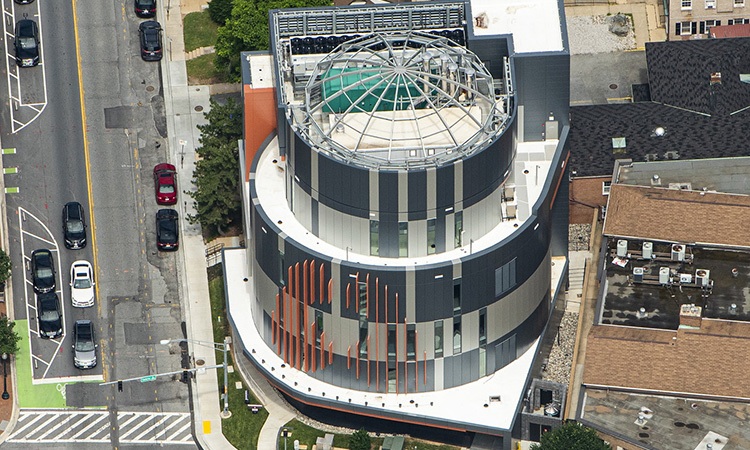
100,364 -> 223,387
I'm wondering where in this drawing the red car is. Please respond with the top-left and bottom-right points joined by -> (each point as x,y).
153,163 -> 177,205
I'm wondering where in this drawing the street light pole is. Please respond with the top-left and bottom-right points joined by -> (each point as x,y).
1,353 -> 8,400
160,338 -> 230,418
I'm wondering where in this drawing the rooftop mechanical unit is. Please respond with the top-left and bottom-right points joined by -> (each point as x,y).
642,241 -> 653,259
633,267 -> 644,282
617,239 -> 628,257
695,269 -> 710,287
671,244 -> 685,262
659,267 -> 670,285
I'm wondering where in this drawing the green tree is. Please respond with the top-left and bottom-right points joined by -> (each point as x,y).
188,98 -> 244,235
530,422 -> 611,450
348,428 -> 371,450
215,0 -> 332,80
0,249 -> 10,286
208,0 -> 233,25
0,316 -> 21,356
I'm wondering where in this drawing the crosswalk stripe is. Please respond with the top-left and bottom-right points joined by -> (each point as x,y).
168,421 -> 193,441
70,415 -> 108,440
152,416 -> 185,440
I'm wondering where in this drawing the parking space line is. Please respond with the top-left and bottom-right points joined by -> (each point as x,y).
2,147 -> 16,154
4,187 -> 18,193
3,167 -> 17,174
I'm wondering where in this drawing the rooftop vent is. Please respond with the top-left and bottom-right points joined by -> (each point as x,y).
651,126 -> 666,137
730,303 -> 738,314
637,307 -> 647,319
651,174 -> 661,185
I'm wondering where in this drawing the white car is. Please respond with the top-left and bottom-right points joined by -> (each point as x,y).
70,260 -> 95,307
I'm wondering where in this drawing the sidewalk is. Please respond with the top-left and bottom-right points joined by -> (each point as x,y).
159,0 -> 236,448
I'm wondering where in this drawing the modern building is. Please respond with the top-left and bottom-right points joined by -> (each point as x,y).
668,0 -> 750,40
227,0 -> 571,446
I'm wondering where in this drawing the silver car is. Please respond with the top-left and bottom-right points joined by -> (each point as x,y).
73,320 -> 97,369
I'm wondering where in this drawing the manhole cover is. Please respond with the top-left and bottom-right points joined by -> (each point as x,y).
195,105 -> 204,112
146,85 -> 155,92
639,433 -> 650,438
195,358 -> 205,366
686,423 -> 700,430
674,421 -> 685,427
609,83 -> 618,89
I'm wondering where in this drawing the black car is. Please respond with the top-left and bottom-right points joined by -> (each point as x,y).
73,320 -> 97,369
14,0 -> 35,4
134,0 -> 156,18
156,209 -> 179,251
63,202 -> 87,249
31,249 -> 55,294
37,292 -> 63,339
139,21 -> 163,61
14,19 -> 40,68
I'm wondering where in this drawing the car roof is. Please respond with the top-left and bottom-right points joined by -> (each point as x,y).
157,209 -> 178,219
65,202 -> 82,217
75,319 -> 93,328
32,249 -> 52,260
38,292 -> 58,306
140,20 -> 161,31
17,19 -> 36,34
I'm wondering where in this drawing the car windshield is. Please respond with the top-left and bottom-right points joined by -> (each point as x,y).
40,309 -> 59,321
74,277 -> 91,289
37,267 -> 53,278
75,339 -> 95,352
18,37 -> 36,50
66,220 -> 84,233
159,184 -> 175,194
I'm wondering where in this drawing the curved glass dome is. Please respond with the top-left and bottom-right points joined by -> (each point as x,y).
299,31 -> 508,169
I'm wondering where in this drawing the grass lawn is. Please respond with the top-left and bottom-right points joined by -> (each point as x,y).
208,265 -> 268,450
186,53 -> 228,85
183,11 -> 219,52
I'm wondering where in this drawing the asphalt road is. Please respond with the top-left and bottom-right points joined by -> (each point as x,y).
0,0 -> 194,447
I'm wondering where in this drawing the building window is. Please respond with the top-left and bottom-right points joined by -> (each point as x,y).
369,220 -> 379,256
315,310 -> 323,344
479,347 -> 486,377
706,0 -> 716,8
736,0 -> 745,7
278,250 -> 285,285
453,317 -> 462,354
682,0 -> 692,8
479,309 -> 487,347
495,258 -> 517,297
676,21 -> 695,35
434,320 -> 444,358
388,368 -> 396,393
427,218 -> 436,254
388,324 -> 396,358
398,222 -> 408,257
454,211 -> 463,247
453,280 -> 461,313
602,181 -> 611,196
729,18 -> 749,24
358,281 -> 368,357
699,20 -> 721,34
407,325 -> 416,360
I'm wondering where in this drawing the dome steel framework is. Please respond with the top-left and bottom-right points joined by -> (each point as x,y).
297,31 -> 508,169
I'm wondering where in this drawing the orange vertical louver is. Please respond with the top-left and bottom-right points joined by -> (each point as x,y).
319,264 -> 325,304
328,342 -> 333,365
327,279 -> 332,305
309,260 -> 315,304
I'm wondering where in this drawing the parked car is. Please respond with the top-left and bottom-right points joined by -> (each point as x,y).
15,0 -> 35,5
31,249 -> 55,293
153,163 -> 177,205
14,19 -> 39,67
156,209 -> 179,251
134,0 -> 156,18
63,202 -> 87,249
70,260 -> 95,308
73,320 -> 97,369
37,292 -> 63,339
139,21 -> 163,61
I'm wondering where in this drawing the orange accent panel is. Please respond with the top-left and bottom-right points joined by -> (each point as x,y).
346,283 -> 351,309
356,341 -> 360,379
375,277 -> 379,392
311,323 -> 316,373
396,293 -> 399,395
320,331 -> 326,370
274,294 -> 279,345
303,260 -> 309,307
347,345 -> 351,369
367,335 -> 371,386
285,286 -> 290,363
243,86 -> 277,182
327,279 -> 332,305
303,300 -> 308,373
309,260 -> 315,304
366,273 -> 370,318
328,342 -> 333,365
319,264 -> 324,304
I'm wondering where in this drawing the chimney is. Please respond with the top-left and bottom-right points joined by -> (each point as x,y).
679,304 -> 702,329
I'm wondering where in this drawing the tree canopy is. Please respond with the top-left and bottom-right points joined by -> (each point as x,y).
530,422 -> 611,450
188,98 -> 244,235
216,0 -> 332,80
348,428 -> 371,450
208,0 -> 233,25
0,249 -> 10,285
0,316 -> 21,356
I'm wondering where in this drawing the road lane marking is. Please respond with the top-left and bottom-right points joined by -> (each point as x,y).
3,167 -> 17,174
2,148 -> 16,154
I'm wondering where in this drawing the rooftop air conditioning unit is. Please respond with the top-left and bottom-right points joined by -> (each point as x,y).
617,240 -> 628,258
659,267 -> 670,285
642,242 -> 653,259
695,269 -> 710,287
671,244 -> 685,262
679,273 -> 693,284
633,267 -> 644,283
